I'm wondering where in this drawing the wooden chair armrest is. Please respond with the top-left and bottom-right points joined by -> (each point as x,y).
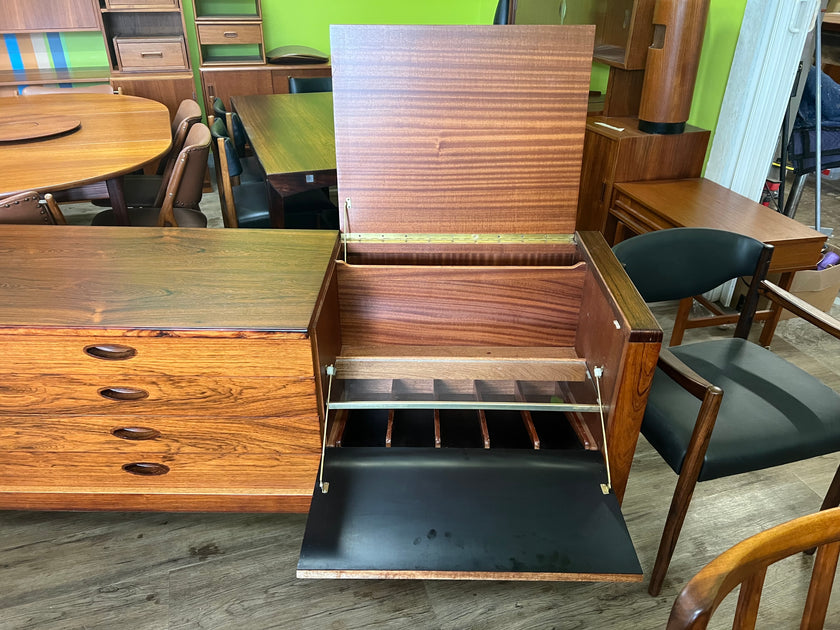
760,280 -> 840,341
657,348 -> 717,401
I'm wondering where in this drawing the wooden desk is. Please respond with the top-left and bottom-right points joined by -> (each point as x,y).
232,92 -> 336,228
606,178 -> 827,345
0,225 -> 339,512
0,94 -> 171,225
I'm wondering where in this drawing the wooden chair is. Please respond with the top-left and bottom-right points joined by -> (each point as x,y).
212,119 -> 335,229
20,84 -> 119,95
667,507 -> 840,629
0,191 -> 66,225
91,123 -> 211,227
612,227 -> 840,596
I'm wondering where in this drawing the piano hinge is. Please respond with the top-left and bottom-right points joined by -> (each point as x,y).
340,232 -> 577,245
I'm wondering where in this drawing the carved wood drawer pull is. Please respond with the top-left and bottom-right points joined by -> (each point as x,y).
99,387 -> 149,401
140,51 -> 164,58
84,344 -> 137,361
112,427 -> 161,441
223,31 -> 239,38
122,462 -> 170,476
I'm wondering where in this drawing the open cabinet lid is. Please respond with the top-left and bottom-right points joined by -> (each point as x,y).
330,24 -> 595,236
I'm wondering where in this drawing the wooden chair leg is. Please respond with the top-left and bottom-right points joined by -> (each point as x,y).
649,465 -> 701,596
669,297 -> 693,346
820,462 -> 840,511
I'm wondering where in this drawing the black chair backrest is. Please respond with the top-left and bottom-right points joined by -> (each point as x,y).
210,118 -> 243,179
612,228 -> 771,303
288,77 -> 333,94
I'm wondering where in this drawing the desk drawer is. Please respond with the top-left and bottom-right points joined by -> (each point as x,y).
114,37 -> 189,72
0,335 -> 315,377
0,375 -> 317,417
0,415 -> 321,454
197,23 -> 263,46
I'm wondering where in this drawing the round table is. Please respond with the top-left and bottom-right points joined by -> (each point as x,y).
0,93 -> 172,224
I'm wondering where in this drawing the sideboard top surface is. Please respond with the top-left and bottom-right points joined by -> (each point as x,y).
0,226 -> 339,333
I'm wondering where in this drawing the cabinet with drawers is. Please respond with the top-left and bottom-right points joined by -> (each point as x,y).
192,0 -> 265,65
99,0 -> 195,114
0,226 -> 340,512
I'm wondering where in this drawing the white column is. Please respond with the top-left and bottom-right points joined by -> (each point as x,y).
705,0 -> 819,201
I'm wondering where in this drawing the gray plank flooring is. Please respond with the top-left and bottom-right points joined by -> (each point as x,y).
5,180 -> 839,629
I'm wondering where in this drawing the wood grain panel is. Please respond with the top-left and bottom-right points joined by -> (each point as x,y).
335,345 -> 586,381
331,24 -> 594,235
0,375 -> 317,417
0,0 -> 100,32
336,262 -> 586,347
0,336 -> 314,377
0,452 -> 319,512
0,414 -> 321,454
0,226 -> 339,332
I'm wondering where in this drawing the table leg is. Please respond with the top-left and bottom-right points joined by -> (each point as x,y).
105,177 -> 130,226
267,184 -> 285,229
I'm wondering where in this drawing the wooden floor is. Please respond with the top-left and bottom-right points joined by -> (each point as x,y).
8,186 -> 839,629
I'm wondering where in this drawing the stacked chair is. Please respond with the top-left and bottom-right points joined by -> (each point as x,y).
91,122 -> 211,227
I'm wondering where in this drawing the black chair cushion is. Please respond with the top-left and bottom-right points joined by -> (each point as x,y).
643,338 -> 840,481
91,206 -> 208,228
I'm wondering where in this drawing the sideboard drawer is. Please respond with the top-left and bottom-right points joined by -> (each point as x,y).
0,335 -> 315,377
0,375 -> 317,417
0,415 -> 321,454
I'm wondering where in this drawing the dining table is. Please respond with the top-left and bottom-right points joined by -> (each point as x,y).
231,92 -> 337,228
0,93 -> 172,225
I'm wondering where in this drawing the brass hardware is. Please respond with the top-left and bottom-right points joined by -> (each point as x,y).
319,365 -> 336,494
593,365 -> 611,493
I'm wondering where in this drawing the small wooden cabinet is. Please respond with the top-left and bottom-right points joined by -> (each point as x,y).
0,227 -> 339,512
576,115 -> 710,232
191,0 -> 265,65
99,0 -> 195,114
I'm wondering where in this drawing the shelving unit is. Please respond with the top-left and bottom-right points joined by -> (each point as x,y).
191,0 -> 265,65
99,0 -> 195,116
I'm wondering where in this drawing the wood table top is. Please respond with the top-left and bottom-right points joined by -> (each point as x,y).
0,226 -> 339,333
0,94 -> 171,196
613,178 -> 827,271
231,92 -> 336,178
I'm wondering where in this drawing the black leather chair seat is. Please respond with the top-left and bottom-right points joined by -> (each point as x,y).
91,206 -> 207,228
644,337 -> 840,482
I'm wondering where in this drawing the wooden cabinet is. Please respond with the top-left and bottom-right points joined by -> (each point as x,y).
294,25 -> 663,582
200,64 -> 331,111
100,0 -> 194,114
0,227 -> 339,512
0,0 -> 100,32
576,115 -> 710,232
191,0 -> 265,65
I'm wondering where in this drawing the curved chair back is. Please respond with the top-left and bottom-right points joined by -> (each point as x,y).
164,122 -> 211,211
21,84 -> 116,95
612,228 -> 771,303
0,191 -> 66,225
668,507 -> 840,629
288,77 -> 333,93
155,99 -> 202,181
